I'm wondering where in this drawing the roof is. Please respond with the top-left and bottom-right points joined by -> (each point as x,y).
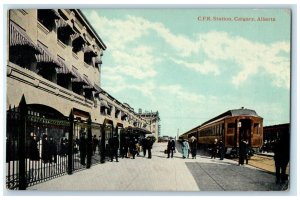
180,108 -> 262,137
201,108 -> 261,126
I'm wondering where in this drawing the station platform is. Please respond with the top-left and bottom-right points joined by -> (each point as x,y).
25,142 -> 287,192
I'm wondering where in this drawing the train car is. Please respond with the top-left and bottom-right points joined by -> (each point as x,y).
180,107 -> 263,157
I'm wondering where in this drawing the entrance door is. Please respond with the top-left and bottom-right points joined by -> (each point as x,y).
239,119 -> 252,146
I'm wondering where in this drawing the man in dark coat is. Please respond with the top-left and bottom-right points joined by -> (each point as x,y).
190,137 -> 197,159
109,134 -> 119,162
146,137 -> 153,159
239,139 -> 248,165
92,135 -> 99,155
29,133 -> 40,161
273,134 -> 290,184
49,137 -> 57,163
167,138 -> 175,158
218,140 -> 225,160
141,138 -> 147,157
129,138 -> 137,159
42,134 -> 50,163
211,139 -> 218,159
79,132 -> 87,165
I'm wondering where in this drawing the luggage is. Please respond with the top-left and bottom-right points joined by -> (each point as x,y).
164,149 -> 167,154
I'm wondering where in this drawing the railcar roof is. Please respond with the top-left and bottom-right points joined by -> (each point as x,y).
180,108 -> 261,137
201,108 -> 261,126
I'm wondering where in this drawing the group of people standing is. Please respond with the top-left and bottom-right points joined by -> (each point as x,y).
181,137 -> 198,159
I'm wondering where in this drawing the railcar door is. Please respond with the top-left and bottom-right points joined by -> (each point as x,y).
239,119 -> 252,146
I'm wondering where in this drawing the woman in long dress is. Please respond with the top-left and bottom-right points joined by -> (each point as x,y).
182,139 -> 190,159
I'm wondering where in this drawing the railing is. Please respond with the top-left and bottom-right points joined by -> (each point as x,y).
6,100 -> 103,190
57,39 -> 66,49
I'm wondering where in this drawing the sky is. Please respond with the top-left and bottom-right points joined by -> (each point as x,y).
82,8 -> 291,137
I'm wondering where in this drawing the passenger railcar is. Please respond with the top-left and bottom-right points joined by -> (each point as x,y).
180,108 -> 263,156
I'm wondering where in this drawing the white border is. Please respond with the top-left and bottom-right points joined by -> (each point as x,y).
0,1 -> 298,199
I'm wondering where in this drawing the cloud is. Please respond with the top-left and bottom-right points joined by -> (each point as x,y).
171,58 -> 220,76
197,31 -> 290,89
159,84 -> 206,103
85,10 -> 290,90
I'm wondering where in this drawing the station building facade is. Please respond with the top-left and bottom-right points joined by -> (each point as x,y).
6,9 -> 154,190
7,9 -> 151,137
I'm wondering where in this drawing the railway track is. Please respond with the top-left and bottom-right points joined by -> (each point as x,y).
236,154 -> 289,175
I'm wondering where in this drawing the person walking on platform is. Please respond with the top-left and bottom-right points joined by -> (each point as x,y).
211,139 -> 218,159
109,134 -> 119,162
218,140 -> 225,160
146,137 -> 153,159
79,132 -> 87,165
141,138 -> 147,157
239,139 -> 247,166
182,139 -> 190,159
129,138 -> 137,159
273,134 -> 290,184
167,138 -> 175,158
190,136 -> 197,159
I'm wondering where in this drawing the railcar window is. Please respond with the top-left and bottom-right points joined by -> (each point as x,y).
228,123 -> 235,129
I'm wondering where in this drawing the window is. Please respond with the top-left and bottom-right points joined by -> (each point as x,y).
228,123 -> 235,129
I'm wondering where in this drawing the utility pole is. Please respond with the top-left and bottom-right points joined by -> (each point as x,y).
177,128 -> 179,140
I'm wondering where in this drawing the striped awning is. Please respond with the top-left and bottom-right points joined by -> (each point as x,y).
71,67 -> 86,84
9,20 -> 41,53
35,42 -> 61,68
56,57 -> 76,77
82,76 -> 96,91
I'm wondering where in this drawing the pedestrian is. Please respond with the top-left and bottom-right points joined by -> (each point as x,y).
211,139 -> 218,159
273,134 -> 290,184
109,134 -> 119,162
167,138 -> 175,158
79,132 -> 87,165
182,139 -> 189,159
218,140 -> 225,160
42,134 -> 50,163
28,133 -> 40,161
49,137 -> 57,163
128,138 -> 136,159
190,136 -> 197,159
239,139 -> 247,166
28,132 -> 39,181
146,137 -> 153,159
141,138 -> 147,157
92,135 -> 99,155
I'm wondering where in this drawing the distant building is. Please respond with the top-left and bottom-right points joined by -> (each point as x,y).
138,111 -> 161,140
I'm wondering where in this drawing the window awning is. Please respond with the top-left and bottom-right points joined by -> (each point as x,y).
35,42 -> 61,68
94,57 -> 102,64
100,100 -> 109,109
71,67 -> 86,84
9,20 -> 41,53
71,33 -> 85,44
94,84 -> 102,94
121,112 -> 128,119
82,76 -> 96,91
55,18 -> 75,35
56,57 -> 76,77
83,45 -> 97,57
